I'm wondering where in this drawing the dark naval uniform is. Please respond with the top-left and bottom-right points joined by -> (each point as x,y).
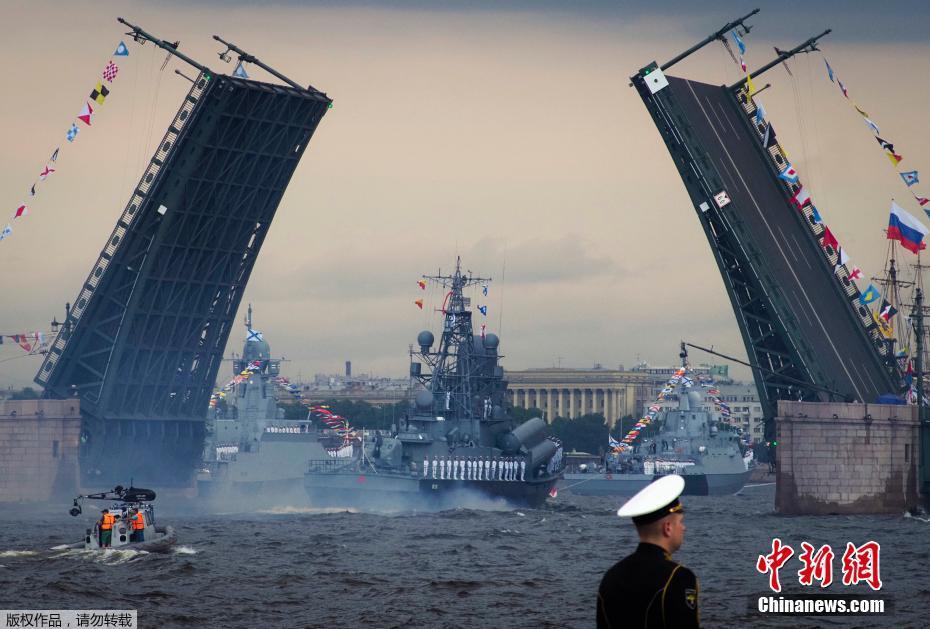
596,542 -> 699,628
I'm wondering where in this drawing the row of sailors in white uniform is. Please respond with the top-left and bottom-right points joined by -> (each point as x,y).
215,445 -> 240,461
424,456 -> 525,482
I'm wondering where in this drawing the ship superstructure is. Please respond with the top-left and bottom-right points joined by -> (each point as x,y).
304,258 -> 563,508
197,307 -> 337,500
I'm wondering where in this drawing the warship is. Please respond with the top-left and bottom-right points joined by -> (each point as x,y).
562,348 -> 751,497
303,258 -> 564,509
197,307 -> 342,501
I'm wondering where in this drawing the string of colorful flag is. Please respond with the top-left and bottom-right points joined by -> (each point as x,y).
0,331 -> 49,353
413,279 -> 490,333
609,369 -> 736,453
699,377 -> 732,420
749,103 -> 865,283
208,368 -> 357,449
745,89 -> 913,340
722,28 -> 756,96
0,41 -> 130,244
822,56 -> 928,215
817,55 -> 930,339
614,367 -> 687,451
269,377 -> 358,447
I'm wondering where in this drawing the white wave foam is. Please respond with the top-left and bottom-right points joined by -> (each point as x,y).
904,511 -> 930,523
51,547 -> 149,565
173,545 -> 198,555
257,505 -> 360,515
0,550 -> 39,557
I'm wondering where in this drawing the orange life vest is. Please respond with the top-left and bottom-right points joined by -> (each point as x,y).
100,513 -> 115,530
131,512 -> 145,530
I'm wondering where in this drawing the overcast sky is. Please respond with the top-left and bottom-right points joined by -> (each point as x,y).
1,1 -> 928,388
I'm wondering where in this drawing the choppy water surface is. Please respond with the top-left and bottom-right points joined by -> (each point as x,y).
0,485 -> 926,628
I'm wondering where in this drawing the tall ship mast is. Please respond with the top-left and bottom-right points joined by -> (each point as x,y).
304,258 -> 564,508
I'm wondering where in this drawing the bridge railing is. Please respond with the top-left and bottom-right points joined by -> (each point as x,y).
36,71 -> 212,390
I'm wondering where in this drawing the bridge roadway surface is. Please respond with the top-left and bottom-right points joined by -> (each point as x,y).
666,75 -> 893,402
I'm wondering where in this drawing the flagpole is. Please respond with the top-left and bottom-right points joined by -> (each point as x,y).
117,18 -> 209,74
658,9 -> 760,72
212,35 -> 327,97
729,30 -> 832,90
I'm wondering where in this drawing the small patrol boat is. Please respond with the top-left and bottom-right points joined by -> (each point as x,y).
66,485 -> 177,552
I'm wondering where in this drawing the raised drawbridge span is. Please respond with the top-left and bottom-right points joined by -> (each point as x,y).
36,20 -> 331,484
632,14 -> 900,437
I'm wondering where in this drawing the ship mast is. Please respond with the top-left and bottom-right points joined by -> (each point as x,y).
873,240 -> 913,361
416,258 -> 492,428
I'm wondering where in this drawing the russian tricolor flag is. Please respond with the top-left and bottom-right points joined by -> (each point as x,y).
888,201 -> 929,254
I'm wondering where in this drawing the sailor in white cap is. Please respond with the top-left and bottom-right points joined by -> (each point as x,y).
596,475 -> 699,628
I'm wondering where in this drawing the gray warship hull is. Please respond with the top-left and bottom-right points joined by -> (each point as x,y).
304,470 -> 558,509
198,433 -> 331,501
561,469 -> 750,496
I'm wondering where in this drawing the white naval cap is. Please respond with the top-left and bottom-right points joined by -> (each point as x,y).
616,474 -> 685,525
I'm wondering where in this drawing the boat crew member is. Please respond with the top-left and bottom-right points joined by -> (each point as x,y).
423,457 -> 429,478
466,457 -> 473,480
99,509 -> 115,548
431,456 -> 438,479
480,457 -> 487,480
440,456 -> 446,480
597,475 -> 699,628
445,457 -> 452,480
519,459 -> 526,481
130,509 -> 145,542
